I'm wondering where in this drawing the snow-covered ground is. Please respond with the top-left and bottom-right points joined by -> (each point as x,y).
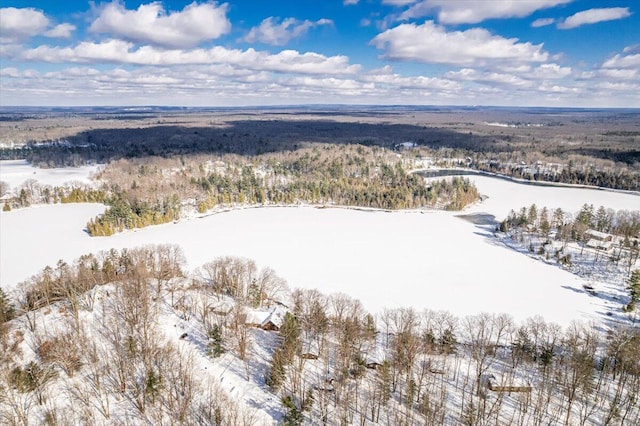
1,174 -> 638,326
0,159 -> 101,192
438,174 -> 638,221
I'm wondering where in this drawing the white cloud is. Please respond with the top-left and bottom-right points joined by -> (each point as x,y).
0,43 -> 23,58
20,40 -> 361,75
89,1 -> 231,48
382,0 -> 418,5
44,23 -> 76,39
0,7 -> 49,42
0,67 -> 21,78
537,82 -> 578,94
4,61 -> 639,107
623,45 -> 640,54
597,47 -> 640,81
558,7 -> 631,29
343,0 -> 359,5
531,63 -> 572,79
446,68 -> 533,88
602,51 -> 640,69
364,66 -> 461,90
371,21 -> 548,66
0,7 -> 76,42
399,0 -> 573,24
244,17 -> 333,46
531,18 -> 555,28
0,67 -> 39,78
598,68 -> 638,80
442,62 -> 573,92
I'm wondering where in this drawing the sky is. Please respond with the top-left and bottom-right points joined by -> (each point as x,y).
0,0 -> 638,107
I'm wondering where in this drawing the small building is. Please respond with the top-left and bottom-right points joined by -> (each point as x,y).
394,141 -> 418,150
300,338 -> 320,360
586,239 -> 613,252
244,307 -> 286,331
314,377 -> 335,392
210,300 -> 234,316
362,337 -> 387,370
585,229 -> 613,242
487,374 -> 531,393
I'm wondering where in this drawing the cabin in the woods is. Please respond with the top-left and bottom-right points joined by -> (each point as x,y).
487,374 -> 532,393
300,338 -> 320,360
584,229 -> 614,252
244,307 -> 286,331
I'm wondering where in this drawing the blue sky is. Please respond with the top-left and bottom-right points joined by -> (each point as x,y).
0,0 -> 638,107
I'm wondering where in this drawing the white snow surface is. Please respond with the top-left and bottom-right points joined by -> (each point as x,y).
445,174 -> 638,221
0,159 -> 101,191
1,174 -> 638,326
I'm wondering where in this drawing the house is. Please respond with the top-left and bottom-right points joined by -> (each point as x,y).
394,141 -> 417,150
585,229 -> 613,242
487,374 -> 531,393
313,377 -> 335,392
244,306 -> 286,331
584,230 -> 614,252
210,300 -> 234,316
300,338 -> 320,360
362,336 -> 386,370
586,239 -> 613,252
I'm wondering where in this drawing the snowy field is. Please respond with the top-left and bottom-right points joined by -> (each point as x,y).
1,174 -> 638,326
0,159 -> 101,192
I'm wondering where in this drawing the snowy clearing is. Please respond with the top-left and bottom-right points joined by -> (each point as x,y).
1,171 -> 638,326
0,159 -> 101,192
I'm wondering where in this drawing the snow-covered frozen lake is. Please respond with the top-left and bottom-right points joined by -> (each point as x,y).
1,173 -> 638,326
0,159 -> 101,192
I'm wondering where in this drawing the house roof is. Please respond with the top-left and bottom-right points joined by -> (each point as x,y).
586,239 -> 612,250
585,229 -> 612,240
245,306 -> 287,329
301,337 -> 320,356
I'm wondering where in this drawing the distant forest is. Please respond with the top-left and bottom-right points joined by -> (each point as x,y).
2,117 -> 638,191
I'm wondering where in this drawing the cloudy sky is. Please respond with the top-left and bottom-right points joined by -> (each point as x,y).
0,0 -> 638,107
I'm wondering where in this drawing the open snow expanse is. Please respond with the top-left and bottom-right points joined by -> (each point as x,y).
438,174 -> 638,221
1,174 -> 637,326
0,159 -> 101,192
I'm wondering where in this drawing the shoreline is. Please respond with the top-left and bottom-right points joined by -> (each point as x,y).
410,167 -> 640,197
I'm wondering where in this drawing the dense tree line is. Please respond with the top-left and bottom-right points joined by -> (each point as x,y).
3,145 -> 480,236
74,145 -> 478,236
500,204 -> 640,242
193,153 -> 479,213
473,160 -> 640,191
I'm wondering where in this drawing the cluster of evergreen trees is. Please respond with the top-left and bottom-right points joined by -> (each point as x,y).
194,151 -> 479,213
86,195 -> 180,236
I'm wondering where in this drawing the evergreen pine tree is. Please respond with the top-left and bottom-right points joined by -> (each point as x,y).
0,288 -> 16,323
207,325 -> 225,358
624,270 -> 640,312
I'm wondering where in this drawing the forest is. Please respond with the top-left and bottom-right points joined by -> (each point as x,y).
1,244 -> 638,425
1,108 -> 639,193
2,144 -> 480,236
